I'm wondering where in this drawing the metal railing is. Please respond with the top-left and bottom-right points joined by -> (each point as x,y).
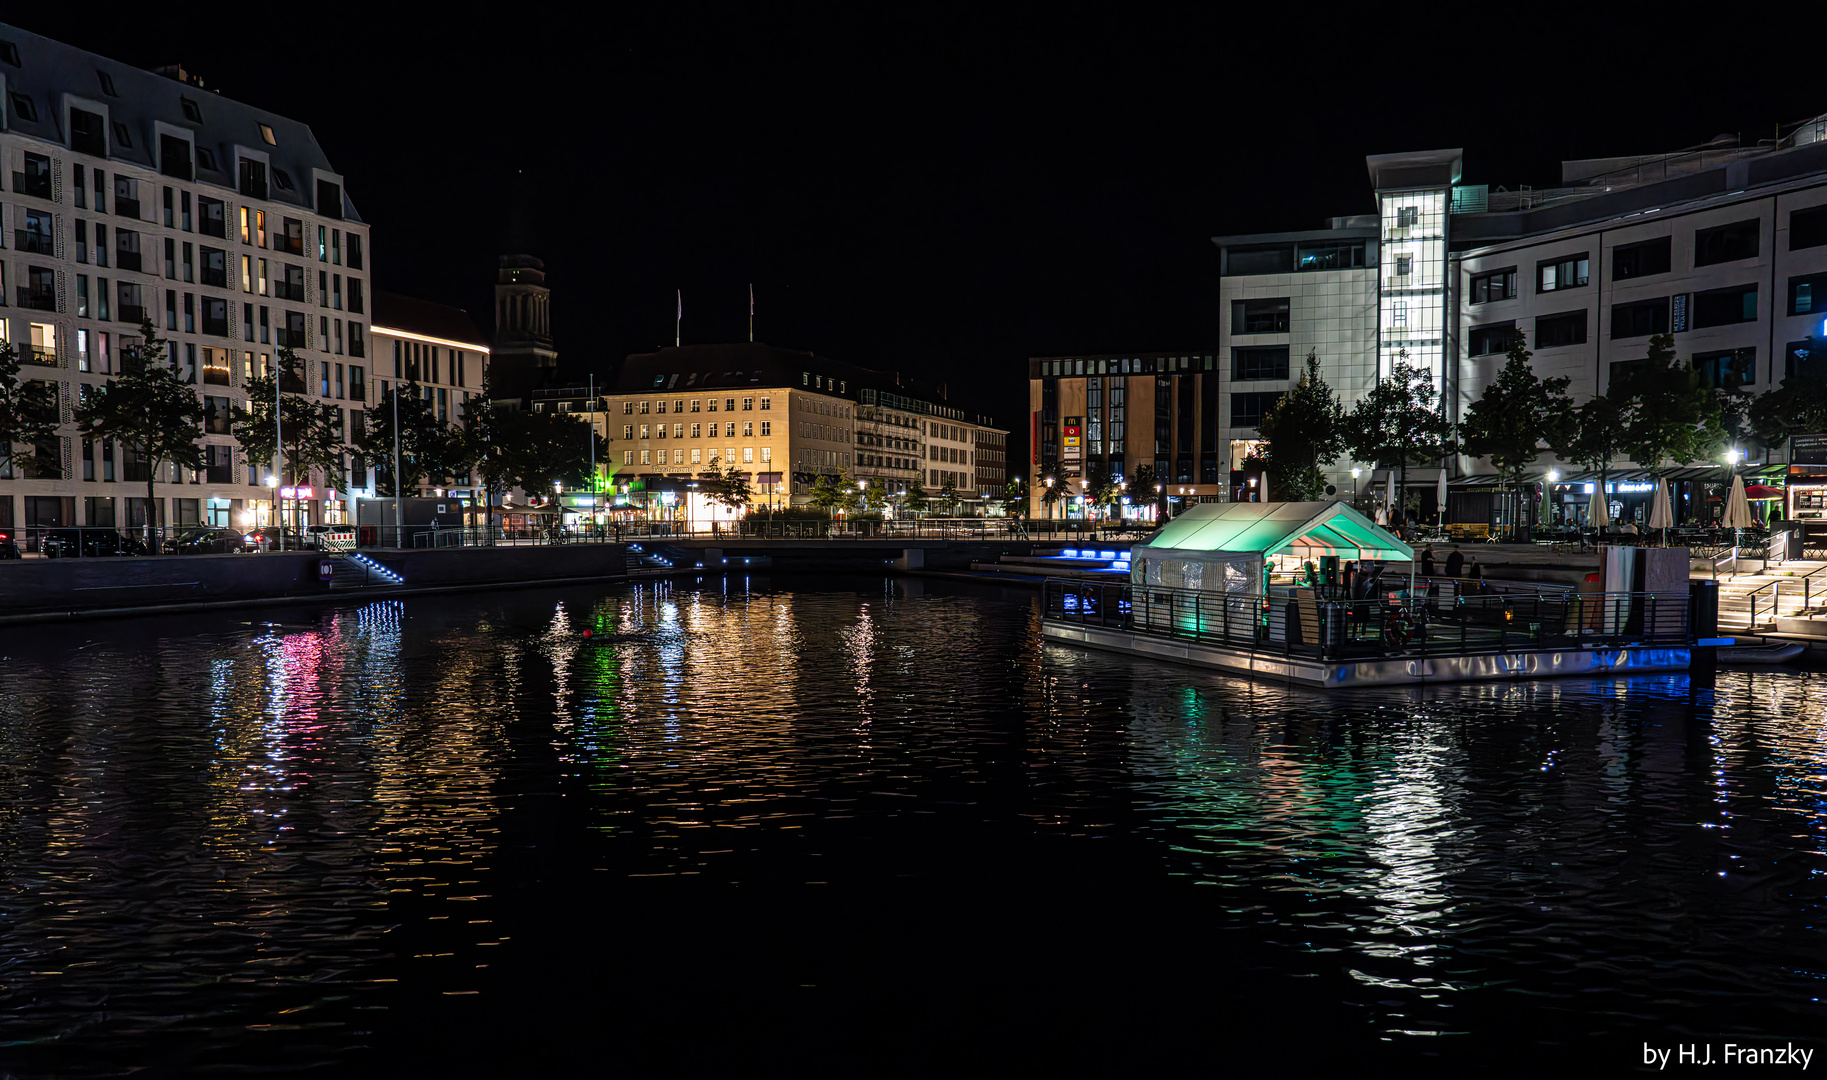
1043,579 -> 1690,662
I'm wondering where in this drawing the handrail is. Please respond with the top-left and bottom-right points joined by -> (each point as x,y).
1713,547 -> 1738,580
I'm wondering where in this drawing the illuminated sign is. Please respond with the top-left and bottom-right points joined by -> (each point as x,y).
1064,416 -> 1083,462
278,486 -> 314,499
1606,482 -> 1653,493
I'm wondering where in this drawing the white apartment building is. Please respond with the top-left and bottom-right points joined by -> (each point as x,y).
1211,125 -> 1827,523
0,24 -> 369,538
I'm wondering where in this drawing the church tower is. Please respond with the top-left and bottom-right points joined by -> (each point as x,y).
490,253 -> 558,405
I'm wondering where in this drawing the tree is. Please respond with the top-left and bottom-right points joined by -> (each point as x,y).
1085,465 -> 1122,520
1123,465 -> 1163,519
1555,394 -> 1629,503
1342,354 -> 1454,520
904,477 -> 931,515
1036,465 -> 1068,519
502,410 -> 605,496
938,475 -> 961,515
809,471 -> 856,516
1460,329 -> 1574,538
0,335 -> 56,476
231,345 -> 347,498
1613,333 -> 1723,475
861,477 -> 889,512
1749,351 -> 1827,452
1254,350 -> 1346,501
356,377 -> 450,496
73,321 -> 205,549
999,478 -> 1025,517
705,458 -> 753,513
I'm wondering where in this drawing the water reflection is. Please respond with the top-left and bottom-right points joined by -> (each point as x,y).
0,580 -> 1822,1074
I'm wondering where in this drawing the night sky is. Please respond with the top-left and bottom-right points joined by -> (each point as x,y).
11,9 -> 1819,456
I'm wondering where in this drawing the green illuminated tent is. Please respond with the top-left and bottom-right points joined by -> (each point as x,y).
1139,500 -> 1412,568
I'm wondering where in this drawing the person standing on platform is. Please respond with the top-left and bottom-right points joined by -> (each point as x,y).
1420,544 -> 1436,577
1445,546 -> 1464,578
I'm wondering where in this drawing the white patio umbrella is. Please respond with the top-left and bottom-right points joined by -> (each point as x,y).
1721,475 -> 1754,530
1587,483 -> 1610,530
1647,477 -> 1674,544
1436,469 -> 1448,527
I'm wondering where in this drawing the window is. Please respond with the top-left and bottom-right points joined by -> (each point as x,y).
1469,268 -> 1516,304
16,152 -> 51,199
349,323 -> 364,358
623,450 -> 634,466
199,197 -> 226,238
1612,297 -> 1670,338
1226,245 -> 1293,275
1613,236 -> 1671,280
179,96 -> 202,123
1537,252 -> 1589,292
9,92 -> 37,122
258,122 -> 277,146
1534,310 -> 1588,349
112,121 -> 132,148
1789,272 -> 1827,315
317,179 -> 342,219
640,450 -> 651,465
707,398 -> 718,412
1232,298 -> 1290,334
1791,205 -> 1827,251
158,134 -> 192,180
1695,219 -> 1759,265
1396,206 -> 1419,228
350,365 -> 365,401
639,400 -> 650,414
742,421 -> 754,437
1692,283 -> 1757,328
272,169 -> 295,192
1231,345 -> 1289,380
742,397 -> 754,410
196,147 -> 217,172
70,108 -> 106,156
1394,255 -> 1413,277
760,421 -> 770,436
1229,391 -> 1283,429
742,448 -> 754,463
1467,322 -> 1514,356
1295,241 -> 1366,271
725,398 -> 736,411
1693,347 -> 1756,390
759,396 -> 771,410
238,158 -> 268,200
347,234 -> 363,270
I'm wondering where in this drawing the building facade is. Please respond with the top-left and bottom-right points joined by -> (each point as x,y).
0,24 -> 369,538
1199,124 -> 1827,523
364,292 -> 490,507
1025,352 -> 1222,517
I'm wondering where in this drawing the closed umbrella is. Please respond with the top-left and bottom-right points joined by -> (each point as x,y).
1648,477 -> 1674,544
1436,469 -> 1448,528
1587,484 -> 1610,530
1722,475 -> 1754,529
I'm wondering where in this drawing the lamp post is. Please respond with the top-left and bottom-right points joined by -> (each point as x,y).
1044,475 -> 1055,521
1546,470 -> 1559,528
1350,467 -> 1361,502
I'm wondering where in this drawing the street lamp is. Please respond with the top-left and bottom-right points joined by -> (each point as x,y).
1350,467 -> 1361,501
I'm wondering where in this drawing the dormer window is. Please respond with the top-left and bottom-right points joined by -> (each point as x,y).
10,93 -> 37,122
196,147 -> 218,171
272,169 -> 295,192
97,70 -> 117,96
258,123 -> 277,146
70,108 -> 106,156
0,41 -> 20,67
180,96 -> 202,123
112,121 -> 132,148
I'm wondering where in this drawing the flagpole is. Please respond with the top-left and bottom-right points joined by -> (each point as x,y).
675,289 -> 681,348
749,283 -> 754,343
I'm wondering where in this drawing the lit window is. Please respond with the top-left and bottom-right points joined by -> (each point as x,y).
761,447 -> 771,463
258,123 -> 277,146
623,450 -> 633,465
640,450 -> 650,465
743,447 -> 754,463
673,449 -> 684,464
691,448 -> 701,464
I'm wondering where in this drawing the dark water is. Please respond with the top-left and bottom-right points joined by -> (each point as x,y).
1,576 -> 1823,1077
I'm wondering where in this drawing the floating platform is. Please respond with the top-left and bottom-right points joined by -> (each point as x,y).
1041,620 -> 1691,687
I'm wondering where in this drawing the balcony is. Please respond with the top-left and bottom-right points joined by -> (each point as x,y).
119,304 -> 147,325
21,344 -> 57,366
13,230 -> 53,255
116,250 -> 143,273
201,315 -> 228,338
275,234 -> 305,257
201,268 -> 227,288
16,287 -> 56,312
116,197 -> 141,220
11,171 -> 52,200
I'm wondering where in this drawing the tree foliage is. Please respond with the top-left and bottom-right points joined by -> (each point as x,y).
1342,354 -> 1454,509
704,458 -> 753,511
1255,350 -> 1346,501
1748,351 -> 1827,450
357,378 -> 454,496
230,345 -> 347,488
1612,333 -> 1723,473
809,471 -> 856,515
904,477 -> 930,514
73,321 -> 205,543
0,335 -> 57,475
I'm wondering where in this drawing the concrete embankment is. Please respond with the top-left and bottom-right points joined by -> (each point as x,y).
0,544 -> 632,625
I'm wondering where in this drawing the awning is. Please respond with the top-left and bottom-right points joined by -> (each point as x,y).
1142,500 -> 1412,561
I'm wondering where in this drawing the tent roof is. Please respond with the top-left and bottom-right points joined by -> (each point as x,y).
1139,500 -> 1413,561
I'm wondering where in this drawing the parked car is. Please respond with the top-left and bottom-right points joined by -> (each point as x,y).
301,525 -> 340,549
42,528 -> 146,558
0,530 -> 18,559
242,526 -> 302,551
169,527 -> 248,555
